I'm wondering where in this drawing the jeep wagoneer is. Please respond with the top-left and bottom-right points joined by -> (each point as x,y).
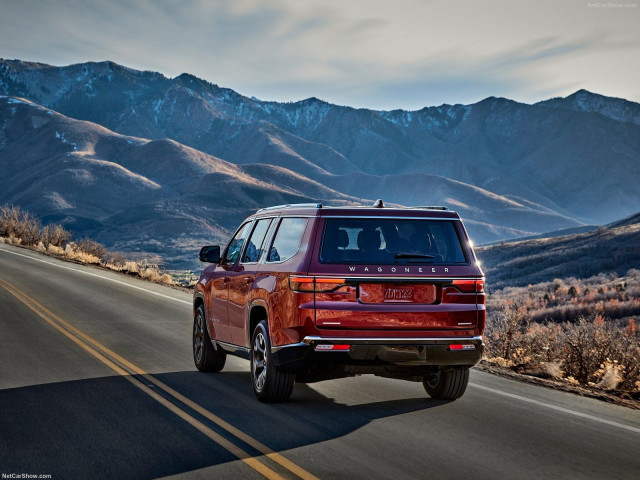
194,201 -> 485,402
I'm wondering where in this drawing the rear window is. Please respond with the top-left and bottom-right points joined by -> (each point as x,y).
320,218 -> 467,265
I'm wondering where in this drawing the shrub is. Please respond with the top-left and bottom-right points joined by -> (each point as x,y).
486,300 -> 640,393
0,205 -> 23,236
103,251 -> 127,268
41,224 -> 71,248
0,205 -> 41,245
14,213 -> 41,246
487,301 -> 528,360
74,238 -> 107,259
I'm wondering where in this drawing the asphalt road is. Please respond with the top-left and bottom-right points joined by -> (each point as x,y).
1,243 -> 639,480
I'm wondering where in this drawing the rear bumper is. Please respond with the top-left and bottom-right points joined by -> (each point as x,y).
271,335 -> 483,368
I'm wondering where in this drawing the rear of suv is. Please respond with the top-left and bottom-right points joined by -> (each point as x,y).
193,201 -> 485,402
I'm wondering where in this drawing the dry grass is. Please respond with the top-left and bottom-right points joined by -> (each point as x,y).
63,243 -> 102,264
105,259 -> 173,284
0,204 -> 175,286
0,235 -> 22,246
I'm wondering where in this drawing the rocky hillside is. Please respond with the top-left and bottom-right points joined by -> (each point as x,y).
477,216 -> 640,290
0,96 -> 360,267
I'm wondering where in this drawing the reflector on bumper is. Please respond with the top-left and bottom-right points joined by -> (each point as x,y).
315,344 -> 351,351
449,344 -> 476,351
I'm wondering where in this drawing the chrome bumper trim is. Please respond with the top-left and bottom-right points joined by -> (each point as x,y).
302,335 -> 483,345
271,336 -> 483,352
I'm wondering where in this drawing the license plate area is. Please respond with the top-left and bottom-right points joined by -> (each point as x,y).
358,283 -> 437,304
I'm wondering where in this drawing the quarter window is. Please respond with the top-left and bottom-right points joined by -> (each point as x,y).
267,218 -> 309,262
242,218 -> 272,263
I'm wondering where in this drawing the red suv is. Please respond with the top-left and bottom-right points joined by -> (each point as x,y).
193,202 -> 485,402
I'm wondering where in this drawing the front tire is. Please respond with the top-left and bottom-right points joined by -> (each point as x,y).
193,305 -> 226,372
251,320 -> 294,402
422,368 -> 469,400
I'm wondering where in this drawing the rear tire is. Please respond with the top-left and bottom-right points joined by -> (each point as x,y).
422,368 -> 469,400
251,320 -> 294,402
193,305 -> 226,372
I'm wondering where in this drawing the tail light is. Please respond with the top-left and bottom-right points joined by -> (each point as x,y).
289,276 -> 347,293
452,279 -> 484,293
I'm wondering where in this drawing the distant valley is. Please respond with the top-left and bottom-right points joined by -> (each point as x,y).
1,59 -> 640,268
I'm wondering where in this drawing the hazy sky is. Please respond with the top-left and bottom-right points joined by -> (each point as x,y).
1,0 -> 639,110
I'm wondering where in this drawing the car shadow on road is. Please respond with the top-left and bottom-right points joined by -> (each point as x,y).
153,369 -> 453,463
0,370 -> 452,479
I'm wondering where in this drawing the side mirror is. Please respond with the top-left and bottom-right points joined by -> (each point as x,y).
199,245 -> 221,263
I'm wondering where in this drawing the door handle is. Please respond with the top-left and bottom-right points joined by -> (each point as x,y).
222,277 -> 229,284
244,276 -> 253,284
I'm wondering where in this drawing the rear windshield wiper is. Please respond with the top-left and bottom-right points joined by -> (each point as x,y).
394,253 -> 435,259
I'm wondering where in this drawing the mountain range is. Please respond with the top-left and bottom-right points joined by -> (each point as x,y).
1,59 -> 639,268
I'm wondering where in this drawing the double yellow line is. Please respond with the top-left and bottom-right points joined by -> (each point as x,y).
0,278 -> 318,480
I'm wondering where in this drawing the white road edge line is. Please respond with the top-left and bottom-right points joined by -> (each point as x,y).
0,245 -> 192,305
469,383 -> 640,434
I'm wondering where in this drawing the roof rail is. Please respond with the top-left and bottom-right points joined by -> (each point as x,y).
256,203 -> 323,213
409,206 -> 448,210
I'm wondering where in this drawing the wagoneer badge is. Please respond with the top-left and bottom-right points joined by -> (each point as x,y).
348,266 -> 450,273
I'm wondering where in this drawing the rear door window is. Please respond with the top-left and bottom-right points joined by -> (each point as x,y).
267,217 -> 309,262
320,218 -> 467,264
242,218 -> 272,263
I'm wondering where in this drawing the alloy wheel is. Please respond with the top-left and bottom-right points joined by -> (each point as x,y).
253,331 -> 267,392
193,313 -> 204,364
425,371 -> 441,389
